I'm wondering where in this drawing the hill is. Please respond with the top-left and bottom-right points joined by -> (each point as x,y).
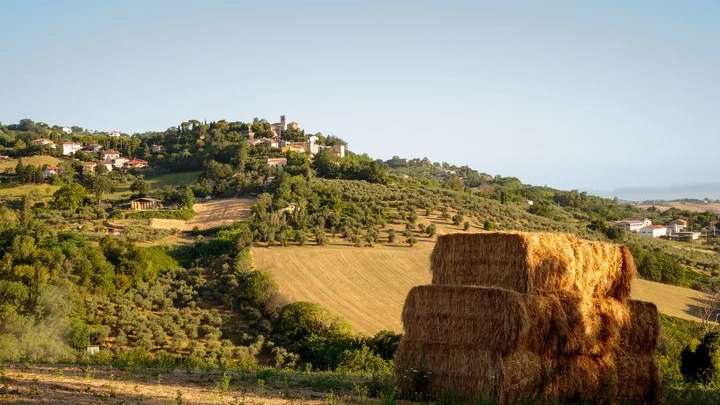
254,238 -> 713,334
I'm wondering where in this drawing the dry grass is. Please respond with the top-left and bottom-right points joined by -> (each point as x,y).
0,365 -> 335,405
148,197 -> 256,231
254,239 -> 711,334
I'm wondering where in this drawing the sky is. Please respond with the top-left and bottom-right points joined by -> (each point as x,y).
1,0 -> 718,199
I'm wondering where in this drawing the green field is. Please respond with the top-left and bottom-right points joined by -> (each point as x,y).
0,155 -> 62,171
107,171 -> 202,201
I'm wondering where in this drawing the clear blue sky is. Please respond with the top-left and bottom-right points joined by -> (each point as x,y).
2,0 -> 718,197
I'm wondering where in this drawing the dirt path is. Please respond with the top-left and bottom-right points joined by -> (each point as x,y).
0,365 -> 335,405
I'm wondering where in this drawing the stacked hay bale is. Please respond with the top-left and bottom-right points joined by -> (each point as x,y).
395,232 -> 660,404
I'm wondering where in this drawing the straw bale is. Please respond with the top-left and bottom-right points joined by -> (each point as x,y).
542,354 -> 618,404
401,285 -> 528,353
499,351 -> 549,404
521,293 -> 629,356
430,232 -> 633,300
616,354 -> 661,405
394,340 -> 501,398
619,300 -> 660,355
403,285 -> 629,356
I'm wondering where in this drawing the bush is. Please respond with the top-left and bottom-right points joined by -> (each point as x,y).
336,345 -> 393,374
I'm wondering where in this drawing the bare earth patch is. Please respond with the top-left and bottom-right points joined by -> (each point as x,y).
0,365 -> 336,405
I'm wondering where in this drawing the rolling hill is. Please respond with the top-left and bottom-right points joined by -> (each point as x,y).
254,238 -> 712,335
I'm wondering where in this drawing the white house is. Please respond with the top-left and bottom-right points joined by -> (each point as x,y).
31,138 -> 56,149
62,142 -> 83,156
101,150 -> 121,161
43,166 -> 62,179
667,219 -> 688,234
112,157 -> 129,168
639,225 -> 667,238
99,160 -> 114,172
62,127 -> 72,134
615,217 -> 652,233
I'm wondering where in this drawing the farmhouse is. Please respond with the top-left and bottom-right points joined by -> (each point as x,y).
62,142 -> 83,156
639,225 -> 667,238
667,219 -> 688,234
130,197 -> 163,211
81,161 -> 97,174
101,150 -> 121,160
0,155 -> 9,160
112,157 -> 129,168
151,144 -> 166,153
31,138 -> 56,148
99,160 -> 114,172
125,158 -> 149,170
614,217 -> 652,233
43,166 -> 62,179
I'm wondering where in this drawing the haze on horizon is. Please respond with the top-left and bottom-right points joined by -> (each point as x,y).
1,1 -> 718,199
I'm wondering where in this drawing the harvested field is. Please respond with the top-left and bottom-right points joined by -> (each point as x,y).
255,239 -> 710,334
149,197 -> 256,231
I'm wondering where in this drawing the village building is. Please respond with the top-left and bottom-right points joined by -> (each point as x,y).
62,127 -> 73,134
0,155 -> 9,160
81,161 -> 97,174
329,144 -> 346,158
83,143 -> 103,153
43,165 -> 62,179
638,225 -> 667,238
667,219 -> 688,234
112,157 -> 129,168
130,197 -> 163,211
614,217 -> 652,233
151,144 -> 166,153
31,138 -> 56,149
62,142 -> 83,156
99,160 -> 114,172
125,158 -> 149,170
101,150 -> 121,160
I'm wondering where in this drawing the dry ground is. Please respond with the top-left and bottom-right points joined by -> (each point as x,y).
0,365 -> 346,405
254,240 -> 713,334
637,201 -> 720,213
150,198 -> 256,232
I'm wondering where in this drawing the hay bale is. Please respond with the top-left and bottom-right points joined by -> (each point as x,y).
616,354 -> 661,405
394,340 -> 501,399
430,232 -> 634,300
395,339 -> 547,403
542,354 -> 618,404
522,292 -> 629,356
402,285 -> 528,353
403,285 -> 629,356
619,300 -> 660,355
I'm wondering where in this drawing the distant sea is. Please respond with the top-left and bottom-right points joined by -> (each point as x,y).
586,183 -> 720,202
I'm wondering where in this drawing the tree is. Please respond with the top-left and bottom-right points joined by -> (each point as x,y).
130,176 -> 150,197
387,228 -> 396,243
426,223 -> 436,237
53,183 -> 87,211
89,174 -> 113,204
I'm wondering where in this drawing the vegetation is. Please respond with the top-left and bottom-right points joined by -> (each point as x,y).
2,117 -> 720,402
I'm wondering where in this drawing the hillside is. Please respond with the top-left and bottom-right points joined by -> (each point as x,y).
254,238 -> 713,334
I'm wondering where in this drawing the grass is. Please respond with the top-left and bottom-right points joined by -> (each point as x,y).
0,183 -> 60,200
146,171 -> 201,188
0,155 -> 62,171
105,171 -> 201,202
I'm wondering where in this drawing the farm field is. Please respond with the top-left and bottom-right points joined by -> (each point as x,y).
0,155 -> 61,171
254,242 -> 712,334
150,197 -> 256,231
